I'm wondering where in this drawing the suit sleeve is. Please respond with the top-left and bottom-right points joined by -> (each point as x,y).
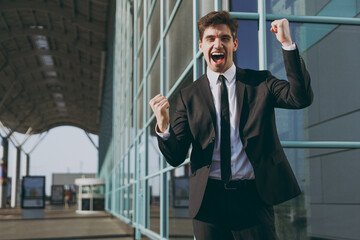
157,90 -> 192,167
266,47 -> 313,109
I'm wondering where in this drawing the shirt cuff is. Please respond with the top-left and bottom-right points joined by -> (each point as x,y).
282,42 -> 296,51
155,124 -> 170,140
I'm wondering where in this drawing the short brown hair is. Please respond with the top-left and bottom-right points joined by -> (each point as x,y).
197,11 -> 238,41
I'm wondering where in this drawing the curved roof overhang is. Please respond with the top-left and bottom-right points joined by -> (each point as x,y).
0,0 -> 113,135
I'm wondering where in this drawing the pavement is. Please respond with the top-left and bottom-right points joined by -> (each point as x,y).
0,206 -> 136,240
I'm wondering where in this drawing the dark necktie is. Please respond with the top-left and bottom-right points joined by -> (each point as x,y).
219,75 -> 231,183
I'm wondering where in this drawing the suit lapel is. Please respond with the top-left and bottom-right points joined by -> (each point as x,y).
235,68 -> 247,140
197,69 -> 247,136
198,74 -> 217,130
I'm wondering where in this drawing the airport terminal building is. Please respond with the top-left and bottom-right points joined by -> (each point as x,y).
97,1 -> 360,239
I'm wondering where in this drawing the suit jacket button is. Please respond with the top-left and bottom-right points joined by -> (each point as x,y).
211,137 -> 215,142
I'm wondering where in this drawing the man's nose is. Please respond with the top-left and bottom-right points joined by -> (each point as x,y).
214,38 -> 222,48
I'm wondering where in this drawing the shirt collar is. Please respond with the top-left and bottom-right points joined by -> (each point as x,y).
207,63 -> 236,86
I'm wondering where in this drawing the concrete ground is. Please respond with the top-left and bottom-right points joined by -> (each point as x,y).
0,206 -> 135,240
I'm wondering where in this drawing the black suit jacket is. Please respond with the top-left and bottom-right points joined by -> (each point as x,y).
158,48 -> 313,218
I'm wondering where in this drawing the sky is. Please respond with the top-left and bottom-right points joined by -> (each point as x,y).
3,126 -> 98,195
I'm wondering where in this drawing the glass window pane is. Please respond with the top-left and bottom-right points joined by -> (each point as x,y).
165,0 -> 193,93
147,55 -> 160,119
130,146 -> 135,182
93,184 -> 105,194
137,47 -> 144,88
124,153 -> 129,185
230,0 -> 257,12
137,3 -> 144,44
266,21 -> 360,239
93,198 -> 105,210
82,199 -> 90,210
125,185 -> 133,220
165,0 -> 178,23
267,21 -> 360,141
137,89 -> 144,131
234,20 -> 259,70
82,185 -> 91,194
169,168 -> 193,240
266,0 -> 360,18
147,0 -> 153,12
148,176 -> 161,234
130,111 -> 134,143
148,121 -> 162,175
148,0 -> 160,60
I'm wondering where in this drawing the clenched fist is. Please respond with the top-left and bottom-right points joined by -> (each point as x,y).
270,19 -> 293,47
149,94 -> 170,133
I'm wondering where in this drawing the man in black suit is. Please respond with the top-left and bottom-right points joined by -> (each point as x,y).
149,11 -> 313,240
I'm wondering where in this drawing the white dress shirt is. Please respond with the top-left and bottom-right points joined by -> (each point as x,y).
156,44 -> 297,180
206,64 -> 254,180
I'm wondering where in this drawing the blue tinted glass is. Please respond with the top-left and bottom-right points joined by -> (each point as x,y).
230,0 -> 257,12
234,20 -> 258,70
266,0 -> 360,17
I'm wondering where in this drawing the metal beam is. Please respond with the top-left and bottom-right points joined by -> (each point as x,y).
10,147 -> 21,208
96,51 -> 106,125
27,131 -> 48,154
18,127 -> 33,147
25,154 -> 30,176
266,14 -> 360,25
84,130 -> 98,150
0,121 -> 20,146
258,0 -> 267,70
281,141 -> 360,149
229,12 -> 360,26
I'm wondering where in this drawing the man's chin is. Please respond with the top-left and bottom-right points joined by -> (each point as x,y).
209,64 -> 226,73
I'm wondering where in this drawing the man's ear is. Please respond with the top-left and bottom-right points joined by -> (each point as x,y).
233,38 -> 238,52
199,40 -> 203,52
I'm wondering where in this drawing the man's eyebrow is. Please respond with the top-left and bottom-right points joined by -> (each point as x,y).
204,34 -> 231,39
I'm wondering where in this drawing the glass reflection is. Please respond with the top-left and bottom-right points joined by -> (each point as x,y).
265,20 -> 360,240
148,0 -> 160,60
149,176 -> 161,234
148,121 -> 162,175
234,20 -> 259,70
231,0 -> 257,12
147,55 -> 160,119
165,0 -> 193,93
169,168 -> 194,240
266,0 -> 360,18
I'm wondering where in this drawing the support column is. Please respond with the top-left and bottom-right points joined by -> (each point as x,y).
26,154 -> 30,176
0,137 -> 9,208
258,0 -> 267,70
11,147 -> 21,208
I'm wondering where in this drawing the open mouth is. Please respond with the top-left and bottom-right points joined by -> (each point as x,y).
211,52 -> 225,64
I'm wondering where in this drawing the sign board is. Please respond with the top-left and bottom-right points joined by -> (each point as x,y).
21,176 -> 46,209
51,185 -> 64,205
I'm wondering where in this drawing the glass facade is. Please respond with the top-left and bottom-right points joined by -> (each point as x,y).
99,0 -> 360,239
